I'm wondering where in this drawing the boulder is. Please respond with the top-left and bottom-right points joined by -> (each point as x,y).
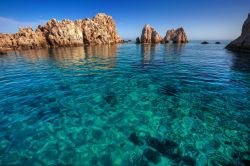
201,41 -> 209,44
163,27 -> 188,43
226,13 -> 250,53
140,25 -> 163,43
0,13 -> 122,51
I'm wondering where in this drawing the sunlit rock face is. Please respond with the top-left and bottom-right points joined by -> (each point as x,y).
226,13 -> 250,53
81,13 -> 122,45
39,19 -> 83,47
0,13 -> 122,51
0,27 -> 47,50
163,27 -> 188,43
140,25 -> 163,44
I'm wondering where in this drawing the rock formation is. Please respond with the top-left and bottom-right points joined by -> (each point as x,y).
226,13 -> 250,53
163,27 -> 188,43
81,13 -> 122,45
201,41 -> 209,44
140,25 -> 163,43
136,37 -> 140,44
0,13 -> 122,51
40,19 -> 83,47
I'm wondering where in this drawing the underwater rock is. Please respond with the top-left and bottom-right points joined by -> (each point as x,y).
129,132 -> 143,145
104,94 -> 118,106
181,156 -> 196,166
226,13 -> 250,53
100,154 -> 113,166
146,136 -> 178,155
132,155 -> 149,166
143,148 -> 161,164
159,85 -> 178,96
91,129 -> 103,140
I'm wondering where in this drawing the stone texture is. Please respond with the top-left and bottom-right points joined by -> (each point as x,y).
0,13 -> 122,51
81,13 -> 122,45
40,19 -> 83,47
140,25 -> 163,43
226,13 -> 250,53
163,27 -> 188,43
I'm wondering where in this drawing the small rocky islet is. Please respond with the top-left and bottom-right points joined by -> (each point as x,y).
136,24 -> 188,44
0,13 -> 122,52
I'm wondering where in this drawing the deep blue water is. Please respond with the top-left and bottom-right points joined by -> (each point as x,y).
0,41 -> 250,166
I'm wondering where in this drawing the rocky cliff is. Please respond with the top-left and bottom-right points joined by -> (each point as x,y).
0,13 -> 122,51
164,27 -> 188,43
226,13 -> 250,53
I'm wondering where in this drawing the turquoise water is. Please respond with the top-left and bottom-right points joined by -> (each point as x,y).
0,41 -> 249,166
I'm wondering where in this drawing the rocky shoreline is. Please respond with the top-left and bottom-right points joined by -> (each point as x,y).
0,13 -> 122,52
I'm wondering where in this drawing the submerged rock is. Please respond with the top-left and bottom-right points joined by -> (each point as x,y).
146,136 -> 178,155
129,132 -> 143,145
143,148 -> 161,164
0,13 -> 122,51
226,13 -> 250,53
215,41 -> 221,44
164,27 -> 188,43
139,25 -> 163,43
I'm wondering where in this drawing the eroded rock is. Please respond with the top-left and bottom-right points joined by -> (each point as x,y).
140,25 -> 163,43
0,13 -> 122,51
226,13 -> 250,53
164,27 -> 188,43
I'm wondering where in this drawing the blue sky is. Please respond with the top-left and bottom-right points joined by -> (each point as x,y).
0,0 -> 249,40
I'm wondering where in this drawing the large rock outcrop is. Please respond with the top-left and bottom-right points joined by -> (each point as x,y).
0,13 -> 122,51
81,13 -> 122,45
40,19 -> 83,47
139,25 -> 163,43
163,27 -> 188,43
226,13 -> 250,53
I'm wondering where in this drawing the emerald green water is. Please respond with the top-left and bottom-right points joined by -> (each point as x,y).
0,41 -> 249,165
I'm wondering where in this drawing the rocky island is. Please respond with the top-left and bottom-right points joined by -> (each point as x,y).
0,13 -> 122,52
226,13 -> 250,53
136,25 -> 188,44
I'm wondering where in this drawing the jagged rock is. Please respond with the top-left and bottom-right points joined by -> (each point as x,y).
40,19 -> 83,47
136,37 -> 140,43
0,13 -> 122,51
81,13 -> 122,45
226,13 -> 250,53
140,25 -> 163,43
0,27 -> 47,50
163,27 -> 188,43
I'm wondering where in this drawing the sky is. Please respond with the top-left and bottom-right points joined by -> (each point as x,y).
0,0 -> 249,40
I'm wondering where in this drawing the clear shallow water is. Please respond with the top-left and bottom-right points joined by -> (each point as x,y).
0,41 -> 249,166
